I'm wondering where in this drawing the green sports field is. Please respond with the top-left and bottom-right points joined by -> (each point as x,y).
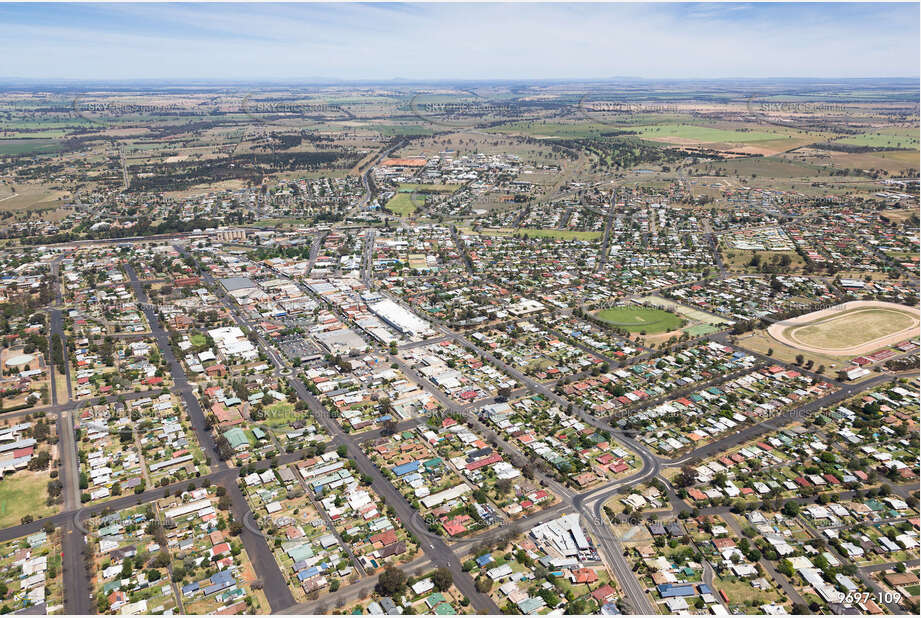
384,192 -> 418,216
385,183 -> 460,216
595,306 -> 684,333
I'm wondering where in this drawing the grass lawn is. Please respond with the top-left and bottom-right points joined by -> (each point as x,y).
54,372 -> 69,404
261,403 -> 313,433
0,472 -> 57,528
716,573 -> 786,608
385,192 -> 419,216
189,333 -> 207,347
524,357 -> 553,373
596,306 -> 684,333
784,307 -> 917,350
264,402 -> 296,420
250,216 -> 318,228
885,250 -> 918,261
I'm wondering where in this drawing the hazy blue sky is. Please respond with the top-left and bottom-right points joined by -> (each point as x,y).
2,2 -> 918,80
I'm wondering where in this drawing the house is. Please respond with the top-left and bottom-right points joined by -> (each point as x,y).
592,584 -> 616,603
657,583 -> 696,598
222,428 -> 249,452
569,567 -> 598,584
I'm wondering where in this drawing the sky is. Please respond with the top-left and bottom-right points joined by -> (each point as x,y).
1,2 -> 918,81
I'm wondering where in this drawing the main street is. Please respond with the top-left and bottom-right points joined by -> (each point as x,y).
177,245 -> 500,614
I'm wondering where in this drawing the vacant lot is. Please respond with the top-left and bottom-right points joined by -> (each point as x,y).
0,472 -> 57,528
596,305 -> 684,334
723,249 -> 806,273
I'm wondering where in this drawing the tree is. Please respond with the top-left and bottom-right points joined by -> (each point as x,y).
152,550 -> 171,568
432,568 -> 453,592
376,566 -> 406,596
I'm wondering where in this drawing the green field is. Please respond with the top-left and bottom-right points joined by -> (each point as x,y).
189,333 -> 208,347
385,183 -> 460,216
596,305 -> 685,333
0,139 -> 65,155
633,124 -> 785,143
0,473 -> 57,528
838,128 -> 920,150
384,192 -> 419,216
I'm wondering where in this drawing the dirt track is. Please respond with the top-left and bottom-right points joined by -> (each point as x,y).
767,300 -> 920,356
